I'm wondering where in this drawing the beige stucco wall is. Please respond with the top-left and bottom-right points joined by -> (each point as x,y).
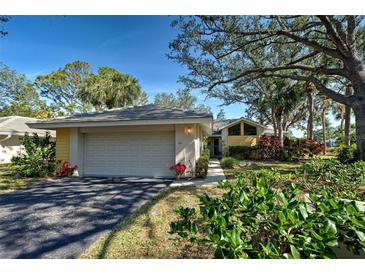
66,123 -> 204,177
0,135 -> 22,163
221,121 -> 260,156
227,136 -> 258,146
175,123 -> 202,177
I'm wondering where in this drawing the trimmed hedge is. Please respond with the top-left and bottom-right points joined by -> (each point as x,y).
229,146 -> 256,160
195,148 -> 210,178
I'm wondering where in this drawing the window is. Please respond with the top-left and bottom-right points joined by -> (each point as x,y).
228,123 -> 241,136
244,123 -> 257,135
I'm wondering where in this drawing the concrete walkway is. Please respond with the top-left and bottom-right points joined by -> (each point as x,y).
171,158 -> 226,187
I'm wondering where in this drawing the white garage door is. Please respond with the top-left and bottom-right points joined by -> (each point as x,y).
83,131 -> 175,177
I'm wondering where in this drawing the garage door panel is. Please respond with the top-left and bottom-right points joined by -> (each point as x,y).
83,131 -> 175,177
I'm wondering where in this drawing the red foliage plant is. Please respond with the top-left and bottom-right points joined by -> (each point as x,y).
258,135 -> 283,159
300,138 -> 324,156
259,135 -> 282,148
55,161 -> 78,177
257,135 -> 324,160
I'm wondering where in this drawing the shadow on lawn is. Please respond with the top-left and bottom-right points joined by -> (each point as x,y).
95,187 -> 176,259
93,186 -> 221,259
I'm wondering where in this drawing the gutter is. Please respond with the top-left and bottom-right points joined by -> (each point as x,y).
0,134 -> 11,142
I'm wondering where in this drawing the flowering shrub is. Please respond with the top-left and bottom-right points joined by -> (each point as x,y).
55,161 -> 78,177
170,163 -> 187,179
11,132 -> 57,177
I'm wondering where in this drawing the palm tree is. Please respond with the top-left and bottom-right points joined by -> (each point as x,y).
80,67 -> 142,111
80,73 -> 107,112
106,74 -> 141,109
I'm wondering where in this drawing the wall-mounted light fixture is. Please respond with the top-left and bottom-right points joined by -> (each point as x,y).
185,127 -> 193,135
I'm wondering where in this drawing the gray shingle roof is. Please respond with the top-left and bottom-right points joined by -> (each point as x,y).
212,119 -> 239,135
0,116 -> 55,137
29,104 -> 213,125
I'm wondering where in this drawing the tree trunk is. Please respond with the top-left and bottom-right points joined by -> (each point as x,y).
347,69 -> 365,160
353,106 -> 365,161
321,107 -> 327,155
344,85 -> 353,146
272,108 -> 277,137
276,115 -> 284,147
94,102 -> 101,112
307,92 -> 314,139
340,112 -> 345,132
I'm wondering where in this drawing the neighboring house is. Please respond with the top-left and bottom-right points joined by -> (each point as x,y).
0,116 -> 56,164
210,118 -> 274,157
28,105 -> 213,178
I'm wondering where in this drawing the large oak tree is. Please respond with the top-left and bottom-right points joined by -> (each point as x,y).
154,88 -> 211,113
169,16 -> 365,160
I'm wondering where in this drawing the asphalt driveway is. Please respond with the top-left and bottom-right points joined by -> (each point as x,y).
0,177 -> 171,258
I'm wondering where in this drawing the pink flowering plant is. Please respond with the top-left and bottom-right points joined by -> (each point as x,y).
170,163 -> 187,180
55,161 -> 78,177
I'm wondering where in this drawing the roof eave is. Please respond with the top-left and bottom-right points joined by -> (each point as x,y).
27,117 -> 213,130
0,130 -> 55,137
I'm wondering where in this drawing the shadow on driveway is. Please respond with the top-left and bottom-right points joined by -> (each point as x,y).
0,177 -> 171,258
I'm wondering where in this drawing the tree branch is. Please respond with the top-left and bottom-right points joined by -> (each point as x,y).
286,51 -> 320,65
346,16 -> 356,53
208,64 -> 348,91
317,16 -> 349,57
197,16 -> 344,60
266,73 -> 353,106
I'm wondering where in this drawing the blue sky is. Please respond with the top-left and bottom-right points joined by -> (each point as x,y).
0,16 -> 245,117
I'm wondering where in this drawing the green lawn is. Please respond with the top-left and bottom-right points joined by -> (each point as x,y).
0,164 -> 36,194
81,186 -> 223,259
223,159 -> 301,180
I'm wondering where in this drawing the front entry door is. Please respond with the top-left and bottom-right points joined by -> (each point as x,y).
213,138 -> 220,156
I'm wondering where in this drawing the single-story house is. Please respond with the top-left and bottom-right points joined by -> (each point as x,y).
28,105 -> 213,178
210,118 -> 274,157
0,116 -> 56,163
